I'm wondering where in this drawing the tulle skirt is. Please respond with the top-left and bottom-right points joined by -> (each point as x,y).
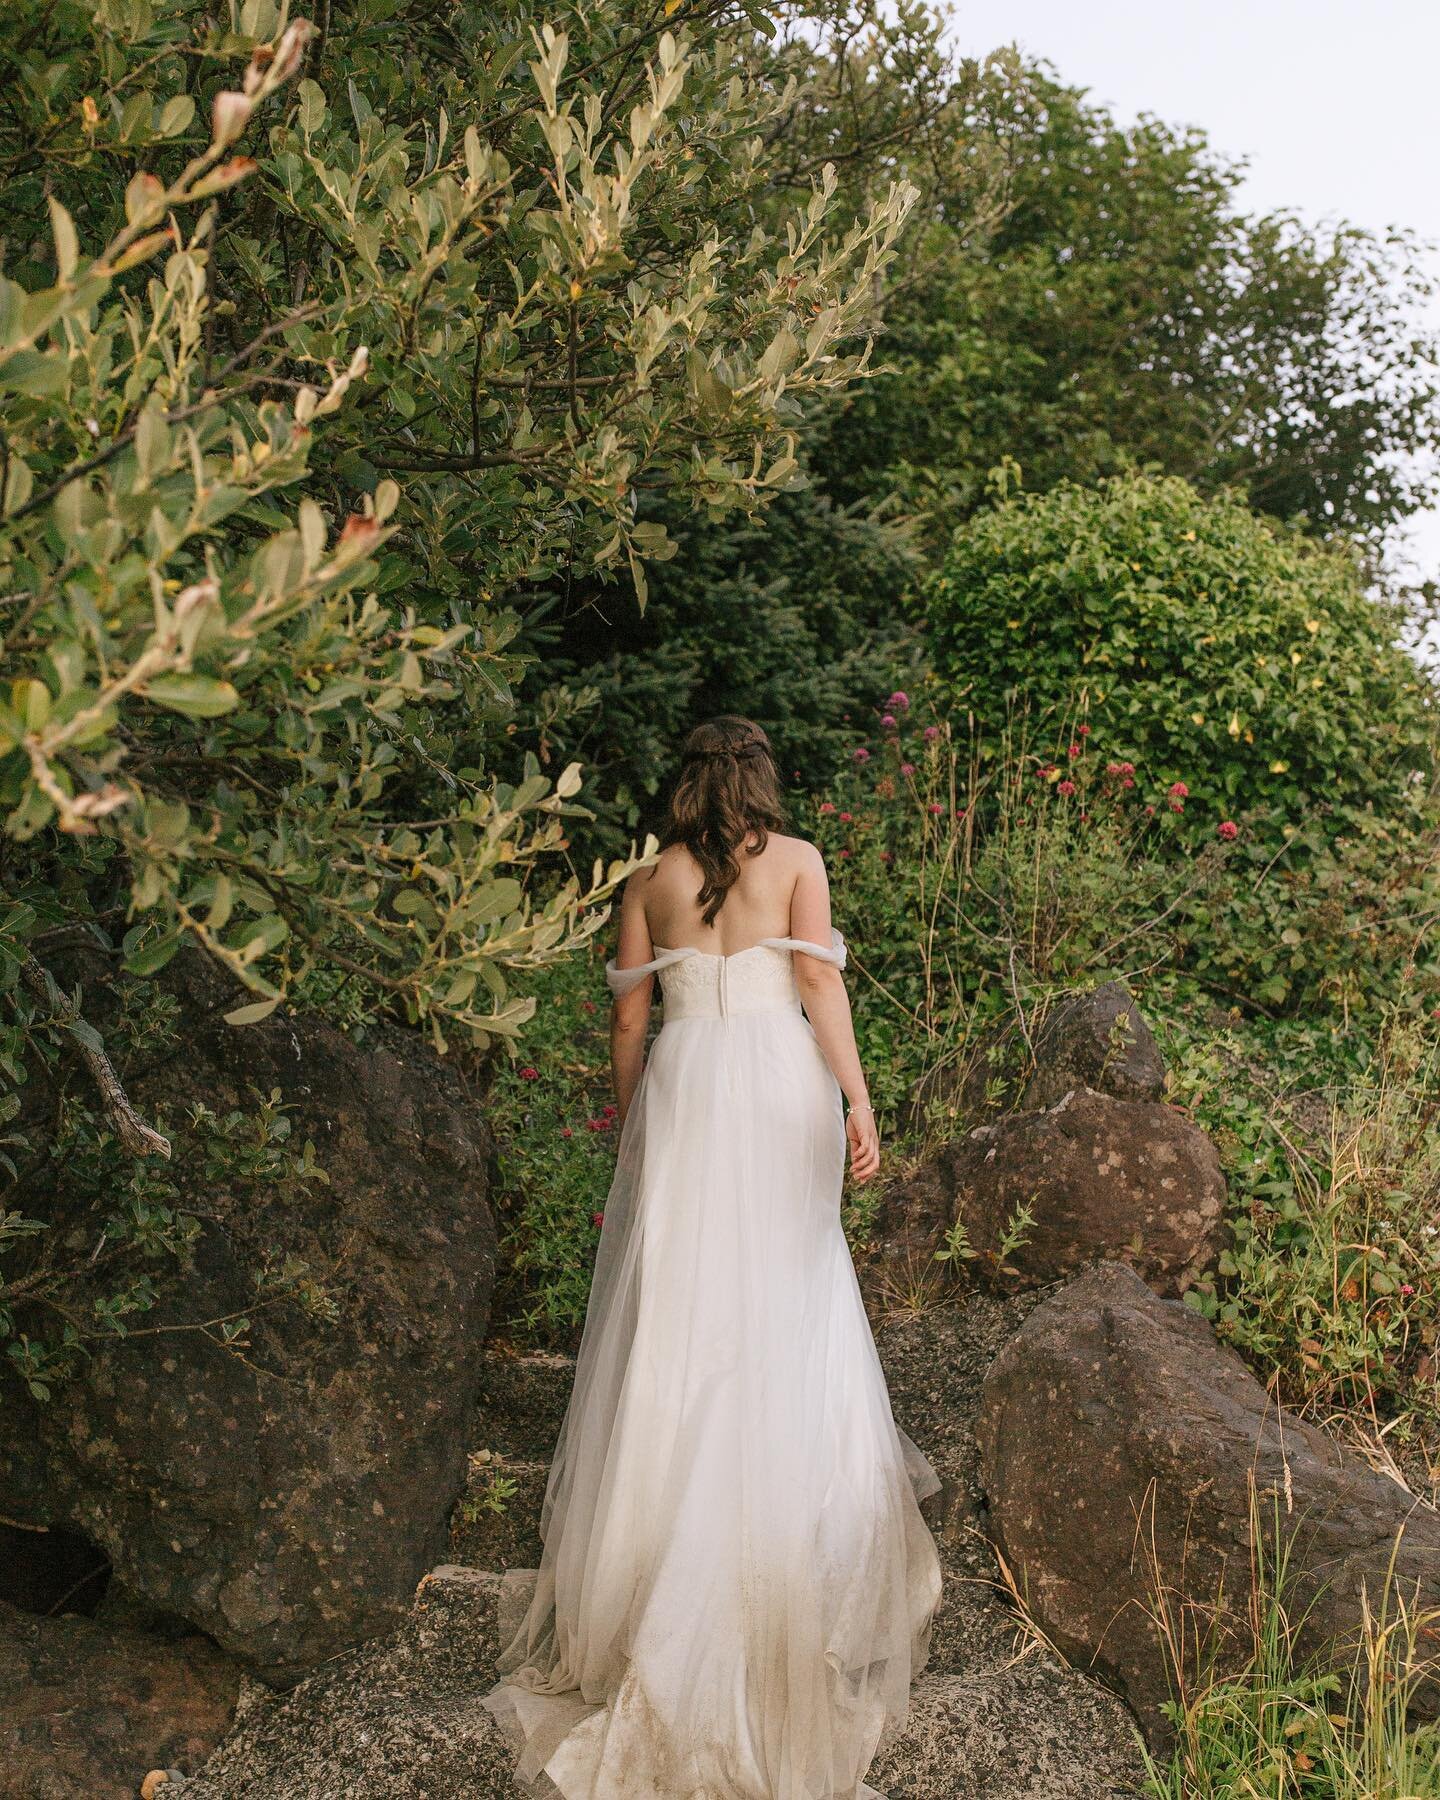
483,1002 -> 942,1799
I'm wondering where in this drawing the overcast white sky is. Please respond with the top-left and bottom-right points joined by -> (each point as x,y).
947,0 -> 1440,625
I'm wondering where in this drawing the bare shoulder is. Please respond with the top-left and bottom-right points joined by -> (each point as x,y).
766,832 -> 824,874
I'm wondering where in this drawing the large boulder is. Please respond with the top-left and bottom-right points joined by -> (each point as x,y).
978,1263 -> 1440,1746
0,1597 -> 240,1800
0,957 -> 496,1683
899,1085 -> 1226,1295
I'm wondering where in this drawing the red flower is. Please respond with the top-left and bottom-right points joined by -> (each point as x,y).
1079,811 -> 1091,823
1121,777 -> 1136,790
592,1211 -> 605,1228
819,801 -> 837,814
581,999 -> 597,1014
602,1103 -> 618,1118
1057,779 -> 1077,798
928,802 -> 943,815
1217,820 -> 1239,841
1068,743 -> 1081,758
900,762 -> 916,777
1106,761 -> 1123,776
1169,801 -> 1185,813
1079,724 -> 1092,737
839,811 -> 853,822
585,1116 -> 613,1133
1168,781 -> 1189,799
561,1127 -> 573,1138
839,848 -> 852,858
519,1066 -> 540,1081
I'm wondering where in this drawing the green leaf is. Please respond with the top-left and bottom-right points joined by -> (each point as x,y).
143,675 -> 241,718
224,997 -> 282,1027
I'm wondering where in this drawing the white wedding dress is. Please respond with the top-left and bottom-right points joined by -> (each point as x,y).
483,933 -> 942,1799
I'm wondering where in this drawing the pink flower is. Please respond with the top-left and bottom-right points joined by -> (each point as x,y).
519,1066 -> 539,1081
1121,777 -> 1136,790
1401,1283 -> 1416,1296
819,801 -> 837,814
839,848 -> 852,858
887,690 -> 910,711
1145,804 -> 1156,816
1106,761 -> 1123,776
1169,800 -> 1185,813
928,802 -> 943,815
880,714 -> 897,730
1079,724 -> 1092,737
900,762 -> 916,777
561,1127 -> 573,1138
1217,820 -> 1239,841
1057,779 -> 1077,798
955,806 -> 966,820
853,747 -> 871,763
839,811 -> 853,822
593,1211 -> 605,1228
923,725 -> 940,742
1168,781 -> 1189,799
1068,743 -> 1081,759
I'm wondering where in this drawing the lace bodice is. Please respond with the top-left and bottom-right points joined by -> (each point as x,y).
606,931 -> 846,1021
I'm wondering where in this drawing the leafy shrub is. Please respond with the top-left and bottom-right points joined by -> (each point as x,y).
923,475 -> 1434,848
1172,1017 -> 1440,1452
0,0 -> 919,1393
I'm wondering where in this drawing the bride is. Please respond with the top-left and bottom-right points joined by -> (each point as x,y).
483,716 -> 942,1799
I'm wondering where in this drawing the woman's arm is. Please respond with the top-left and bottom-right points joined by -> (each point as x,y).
609,871 -> 655,1126
788,843 -> 879,1183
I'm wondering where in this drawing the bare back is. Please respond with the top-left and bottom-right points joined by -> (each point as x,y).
628,833 -> 829,959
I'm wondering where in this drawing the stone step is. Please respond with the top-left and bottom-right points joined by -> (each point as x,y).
874,1666 -> 1147,1799
472,1348 -> 577,1463
186,1566 -> 1147,1799
448,1455 -> 549,1572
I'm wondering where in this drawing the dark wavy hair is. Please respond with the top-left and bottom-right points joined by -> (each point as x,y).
661,717 -> 786,925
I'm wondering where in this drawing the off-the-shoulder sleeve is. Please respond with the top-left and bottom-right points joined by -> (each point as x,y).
757,929 -> 847,969
604,946 -> 698,996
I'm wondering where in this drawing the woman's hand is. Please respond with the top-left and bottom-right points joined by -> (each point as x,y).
845,1105 -> 880,1184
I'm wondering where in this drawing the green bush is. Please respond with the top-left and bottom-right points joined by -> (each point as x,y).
923,475 -> 1434,847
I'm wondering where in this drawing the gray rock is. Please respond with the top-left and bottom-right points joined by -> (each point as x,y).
0,957 -> 496,1683
908,982 -> 1165,1142
1021,981 -> 1166,1111
978,1263 -> 1440,1749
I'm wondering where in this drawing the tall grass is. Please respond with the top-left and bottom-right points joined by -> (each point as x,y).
1141,1484 -> 1440,1799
